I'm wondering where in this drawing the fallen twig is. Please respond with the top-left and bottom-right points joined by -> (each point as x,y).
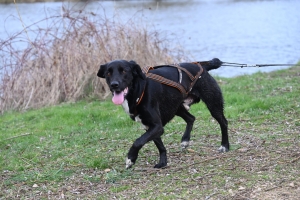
264,185 -> 279,192
290,155 -> 300,163
205,192 -> 218,199
2,133 -> 32,141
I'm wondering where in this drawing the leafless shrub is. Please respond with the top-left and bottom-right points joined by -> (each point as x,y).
0,5 -> 187,113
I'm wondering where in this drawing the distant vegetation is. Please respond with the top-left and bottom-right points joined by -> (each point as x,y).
0,5 -> 185,113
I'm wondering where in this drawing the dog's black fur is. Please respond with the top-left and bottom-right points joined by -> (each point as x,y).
97,59 -> 229,169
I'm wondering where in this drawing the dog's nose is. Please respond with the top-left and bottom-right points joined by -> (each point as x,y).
110,81 -> 119,89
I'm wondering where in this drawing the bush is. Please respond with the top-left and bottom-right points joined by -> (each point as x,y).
0,5 -> 186,113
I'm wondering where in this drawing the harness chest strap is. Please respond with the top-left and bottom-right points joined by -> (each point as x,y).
136,89 -> 145,105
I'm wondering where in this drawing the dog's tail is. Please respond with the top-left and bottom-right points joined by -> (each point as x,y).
198,58 -> 222,71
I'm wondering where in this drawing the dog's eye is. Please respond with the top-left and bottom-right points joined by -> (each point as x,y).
118,67 -> 126,74
106,72 -> 111,77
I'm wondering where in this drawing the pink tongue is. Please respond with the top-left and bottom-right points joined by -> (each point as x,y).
112,91 -> 124,105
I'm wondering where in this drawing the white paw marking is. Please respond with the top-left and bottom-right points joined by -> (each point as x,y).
181,141 -> 190,149
218,146 -> 227,153
126,158 -> 133,169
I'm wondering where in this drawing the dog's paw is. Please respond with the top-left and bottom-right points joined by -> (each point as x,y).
125,158 -> 134,169
154,162 -> 167,169
181,141 -> 190,149
218,145 -> 229,153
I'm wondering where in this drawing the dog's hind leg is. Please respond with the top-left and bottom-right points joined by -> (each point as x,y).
176,105 -> 196,149
201,90 -> 230,152
153,137 -> 167,168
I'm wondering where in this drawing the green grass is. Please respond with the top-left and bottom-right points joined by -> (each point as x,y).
1,66 -> 299,199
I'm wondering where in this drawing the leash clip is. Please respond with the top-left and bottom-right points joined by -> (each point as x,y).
247,64 -> 258,67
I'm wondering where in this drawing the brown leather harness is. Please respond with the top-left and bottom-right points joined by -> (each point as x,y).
136,62 -> 204,105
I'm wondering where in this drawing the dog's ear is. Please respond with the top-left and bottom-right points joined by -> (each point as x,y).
129,60 -> 146,80
97,64 -> 107,78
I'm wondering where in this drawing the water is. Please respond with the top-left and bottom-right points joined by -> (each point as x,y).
1,0 -> 300,77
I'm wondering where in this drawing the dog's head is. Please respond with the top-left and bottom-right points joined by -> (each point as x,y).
97,60 -> 145,105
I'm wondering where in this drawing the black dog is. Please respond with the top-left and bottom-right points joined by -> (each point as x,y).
97,58 -> 229,169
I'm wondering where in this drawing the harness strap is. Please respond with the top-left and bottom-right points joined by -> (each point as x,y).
146,73 -> 187,95
189,62 -> 203,92
136,88 -> 145,105
178,67 -> 182,83
142,66 -> 154,74
138,62 -> 204,104
173,63 -> 196,81
143,64 -> 196,81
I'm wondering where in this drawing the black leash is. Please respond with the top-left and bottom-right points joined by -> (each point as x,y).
199,58 -> 299,68
221,62 -> 297,68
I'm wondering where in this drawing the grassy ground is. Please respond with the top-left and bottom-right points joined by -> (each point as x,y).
1,66 -> 299,199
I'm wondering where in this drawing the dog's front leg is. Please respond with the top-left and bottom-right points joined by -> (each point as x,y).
126,125 -> 164,169
153,137 -> 167,168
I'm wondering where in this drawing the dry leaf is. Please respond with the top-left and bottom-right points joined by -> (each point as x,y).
238,186 -> 246,190
238,148 -> 248,152
187,149 -> 195,153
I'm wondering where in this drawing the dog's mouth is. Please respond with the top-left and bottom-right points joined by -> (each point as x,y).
112,87 -> 128,105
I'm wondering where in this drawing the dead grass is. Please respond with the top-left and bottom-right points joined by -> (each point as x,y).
0,5 -> 186,113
